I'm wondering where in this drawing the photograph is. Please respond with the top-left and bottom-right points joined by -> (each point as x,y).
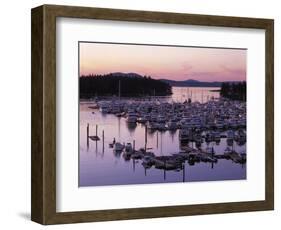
79,42 -> 247,187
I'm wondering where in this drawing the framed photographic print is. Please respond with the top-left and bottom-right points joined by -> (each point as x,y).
31,4 -> 274,225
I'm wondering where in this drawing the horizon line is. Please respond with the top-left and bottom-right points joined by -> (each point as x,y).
79,72 -> 246,83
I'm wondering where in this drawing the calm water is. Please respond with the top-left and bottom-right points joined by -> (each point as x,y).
79,87 -> 246,187
171,86 -> 220,103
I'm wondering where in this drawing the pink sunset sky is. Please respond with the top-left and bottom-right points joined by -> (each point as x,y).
79,42 -> 246,82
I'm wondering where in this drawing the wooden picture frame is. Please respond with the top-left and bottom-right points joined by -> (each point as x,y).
31,4 -> 274,225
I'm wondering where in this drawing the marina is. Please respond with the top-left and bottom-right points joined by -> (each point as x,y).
79,87 -> 246,187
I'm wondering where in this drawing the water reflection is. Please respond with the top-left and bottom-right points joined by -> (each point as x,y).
126,122 -> 137,132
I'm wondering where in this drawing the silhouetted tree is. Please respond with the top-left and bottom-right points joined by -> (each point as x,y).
220,81 -> 246,101
79,73 -> 172,98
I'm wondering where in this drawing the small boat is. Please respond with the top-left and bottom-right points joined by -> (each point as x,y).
137,115 -> 148,124
157,114 -> 166,123
111,104 -> 122,114
239,151 -> 247,162
88,105 -> 99,109
227,130 -> 235,138
235,129 -> 246,142
167,120 -> 178,130
131,151 -> 143,159
224,147 -> 233,155
113,142 -> 124,152
125,143 -> 133,153
99,102 -> 111,113
147,122 -> 158,130
179,128 -> 191,142
157,123 -> 166,131
227,130 -> 234,145
126,110 -> 138,123
142,155 -> 155,168
213,131 -> 221,142
205,147 -> 214,154
89,136 -> 100,141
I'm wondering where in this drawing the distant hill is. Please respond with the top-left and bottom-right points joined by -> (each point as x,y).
159,79 -> 223,87
80,73 -> 172,98
110,72 -> 143,78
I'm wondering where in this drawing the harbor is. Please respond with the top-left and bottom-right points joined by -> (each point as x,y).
79,87 -> 246,187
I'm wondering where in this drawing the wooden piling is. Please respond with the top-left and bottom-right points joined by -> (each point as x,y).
87,123 -> 89,148
160,132 -> 163,155
95,140 -> 98,153
133,140 -> 135,151
102,130 -> 104,153
133,159 -> 135,172
164,159 -> 166,180
182,163 -> 185,182
145,125 -> 147,151
145,125 -> 147,143
211,147 -> 215,169
156,131 -> 158,148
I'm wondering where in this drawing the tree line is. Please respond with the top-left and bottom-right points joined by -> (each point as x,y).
220,81 -> 246,101
79,73 -> 172,98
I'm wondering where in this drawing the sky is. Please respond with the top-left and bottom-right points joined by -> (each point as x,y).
79,42 -> 246,82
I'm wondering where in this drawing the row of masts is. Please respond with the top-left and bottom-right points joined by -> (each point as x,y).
115,80 -> 215,103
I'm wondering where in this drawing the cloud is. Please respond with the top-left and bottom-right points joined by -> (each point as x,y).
220,65 -> 246,76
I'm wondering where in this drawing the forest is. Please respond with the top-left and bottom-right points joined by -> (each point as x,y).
220,81 -> 246,101
79,73 -> 172,98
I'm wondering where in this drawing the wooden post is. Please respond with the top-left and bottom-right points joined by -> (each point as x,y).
145,125 -> 147,143
160,132 -> 163,155
182,163 -> 185,182
164,159 -> 166,181
145,125 -> 147,152
211,147 -> 214,169
87,123 -> 89,148
96,124 -> 98,137
133,140 -> 135,151
156,131 -> 158,148
102,130 -> 104,153
133,159 -> 135,172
